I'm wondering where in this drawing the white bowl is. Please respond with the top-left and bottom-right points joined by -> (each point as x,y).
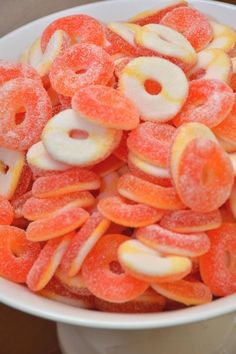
0,1 -> 236,353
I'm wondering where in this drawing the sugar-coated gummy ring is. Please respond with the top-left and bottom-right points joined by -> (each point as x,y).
200,223 -> 236,296
128,151 -> 170,180
27,232 -> 74,291
174,138 -> 234,212
127,122 -> 176,167
0,147 -> 25,200
61,212 -> 111,277
207,21 -> 236,53
118,239 -> 192,283
42,109 -> 122,167
117,173 -> 184,210
128,153 -> 171,187
0,59 -> 41,86
160,209 -> 222,234
98,196 -> 163,227
0,78 -> 52,151
82,234 -> 149,303
119,57 -> 189,122
32,167 -> 100,198
129,1 -> 188,26
22,191 -> 95,220
49,44 -> 114,97
213,96 -> 236,145
170,122 -> 218,185
160,7 -> 213,51
136,224 -> 210,257
72,85 -> 139,130
28,31 -> 70,77
188,48 -> 232,83
39,277 -> 95,309
41,14 -> 105,51
55,268 -> 93,298
134,24 -> 197,69
151,280 -> 212,305
27,141 -> 71,172
0,226 -> 41,283
105,23 -> 143,57
26,202 -> 89,241
173,79 -> 234,128
0,197 -> 14,225
94,288 -> 166,313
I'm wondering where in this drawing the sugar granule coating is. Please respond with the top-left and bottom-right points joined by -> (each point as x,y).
0,60 -> 41,86
41,14 -> 105,51
94,288 -> 166,313
27,232 -> 74,291
176,138 -> 234,212
200,223 -> 236,296
173,79 -> 234,128
152,280 -> 212,305
98,196 -> 163,227
0,197 -> 14,225
0,225 -> 41,283
136,224 -> 210,257
72,85 -> 139,130
118,238 -> 192,282
26,202 -> 89,241
129,1 -> 188,26
213,95 -> 236,144
82,234 -> 149,302
22,191 -> 95,220
49,43 -> 114,97
160,209 -> 222,233
160,7 -> 213,51
0,78 -> 52,151
32,168 -> 100,198
127,122 -> 176,167
117,173 -> 184,210
61,211 -> 111,277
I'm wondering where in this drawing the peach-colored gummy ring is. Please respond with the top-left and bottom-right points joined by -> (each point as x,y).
98,196 -> 163,227
49,43 -> 114,97
0,78 -> 52,150
41,14 -> 105,51
0,226 -> 41,283
72,85 -> 139,130
82,234 -> 149,302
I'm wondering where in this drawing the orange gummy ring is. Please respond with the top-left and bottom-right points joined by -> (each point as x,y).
82,234 -> 149,302
0,226 -> 40,283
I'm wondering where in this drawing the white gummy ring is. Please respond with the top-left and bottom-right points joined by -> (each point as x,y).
119,56 -> 189,122
42,109 -> 122,166
27,141 -> 71,171
135,24 -> 196,66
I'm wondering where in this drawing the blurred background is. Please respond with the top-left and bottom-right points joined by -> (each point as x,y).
0,0 -> 235,37
0,0 -> 235,353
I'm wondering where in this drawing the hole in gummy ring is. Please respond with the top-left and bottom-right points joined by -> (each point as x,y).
75,68 -> 87,75
0,161 -> 9,174
109,261 -> 124,274
201,163 -> 213,186
15,107 -> 26,125
69,129 -> 89,140
144,79 -> 162,95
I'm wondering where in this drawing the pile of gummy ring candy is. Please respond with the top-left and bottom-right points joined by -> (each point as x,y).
0,0 -> 236,313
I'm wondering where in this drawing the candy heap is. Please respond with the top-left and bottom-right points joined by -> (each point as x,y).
0,0 -> 236,313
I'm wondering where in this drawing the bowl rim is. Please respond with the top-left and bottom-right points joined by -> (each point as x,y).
0,0 -> 236,329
